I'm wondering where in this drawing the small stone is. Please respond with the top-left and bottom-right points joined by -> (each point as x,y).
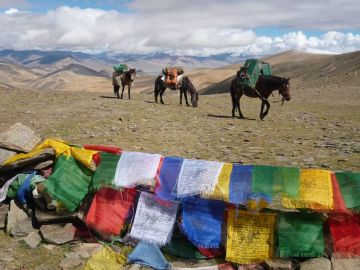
64,252 -> 80,259
40,223 -> 76,245
264,258 -> 293,270
58,258 -> 83,269
0,203 -> 8,229
7,200 -> 36,237
300,257 -> 331,270
23,231 -> 42,248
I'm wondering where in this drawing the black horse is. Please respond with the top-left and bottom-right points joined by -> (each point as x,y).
154,75 -> 198,107
115,68 -> 136,99
230,73 -> 291,120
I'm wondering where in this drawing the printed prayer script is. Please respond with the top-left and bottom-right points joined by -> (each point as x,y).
129,192 -> 179,246
226,210 -> 277,264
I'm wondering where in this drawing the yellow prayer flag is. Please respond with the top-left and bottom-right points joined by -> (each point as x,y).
202,163 -> 232,201
2,148 -> 45,165
282,169 -> 333,210
226,210 -> 277,264
34,138 -> 97,171
84,246 -> 131,270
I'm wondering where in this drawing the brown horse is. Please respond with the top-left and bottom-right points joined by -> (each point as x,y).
154,75 -> 198,107
230,73 -> 291,120
119,68 -> 136,99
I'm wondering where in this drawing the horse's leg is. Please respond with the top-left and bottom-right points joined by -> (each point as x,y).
128,85 -> 131,100
183,91 -> 190,106
237,96 -> 245,119
154,87 -> 159,103
115,86 -> 120,98
160,88 -> 165,104
120,85 -> 125,99
261,100 -> 271,120
179,90 -> 183,105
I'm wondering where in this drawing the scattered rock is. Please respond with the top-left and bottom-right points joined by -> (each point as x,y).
58,257 -> 83,269
0,251 -> 15,262
0,148 -> 17,164
264,258 -> 293,270
40,223 -> 76,245
23,231 -> 42,248
331,256 -> 360,270
0,122 -> 41,152
276,156 -> 289,162
300,257 -> 331,270
7,200 -> 36,237
0,203 -> 8,229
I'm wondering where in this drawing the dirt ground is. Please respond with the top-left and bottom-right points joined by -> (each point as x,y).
0,83 -> 359,269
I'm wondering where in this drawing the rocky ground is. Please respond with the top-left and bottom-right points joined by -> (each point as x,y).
0,83 -> 359,269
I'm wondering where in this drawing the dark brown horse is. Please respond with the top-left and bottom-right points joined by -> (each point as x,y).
118,68 -> 136,99
154,75 -> 199,107
230,73 -> 291,120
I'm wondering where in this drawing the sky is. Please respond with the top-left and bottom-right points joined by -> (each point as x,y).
0,0 -> 359,56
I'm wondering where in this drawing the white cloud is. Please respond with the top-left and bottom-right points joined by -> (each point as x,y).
4,8 -> 19,14
0,3 -> 359,55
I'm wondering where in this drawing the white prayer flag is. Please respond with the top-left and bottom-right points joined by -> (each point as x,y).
129,192 -> 178,246
114,151 -> 162,188
176,159 -> 224,197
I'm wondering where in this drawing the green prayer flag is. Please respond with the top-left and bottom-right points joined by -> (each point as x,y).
91,152 -> 121,190
278,212 -> 325,258
44,155 -> 93,212
252,165 -> 300,199
335,171 -> 360,210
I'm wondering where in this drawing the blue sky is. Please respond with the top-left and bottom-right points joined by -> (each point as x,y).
0,0 -> 359,55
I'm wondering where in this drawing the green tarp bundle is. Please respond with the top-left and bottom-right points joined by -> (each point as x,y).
113,64 -> 129,73
278,212 -> 325,258
335,171 -> 360,211
44,154 -> 93,212
252,165 -> 300,202
91,152 -> 121,190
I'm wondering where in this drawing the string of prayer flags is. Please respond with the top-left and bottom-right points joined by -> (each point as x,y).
114,151 -> 162,188
226,210 -> 277,264
91,152 -> 121,190
282,169 -> 333,210
328,214 -> 360,256
229,165 -> 253,205
155,156 -> 183,201
129,192 -> 178,246
85,187 -> 137,239
176,159 -> 223,198
203,163 -> 232,201
180,196 -> 225,248
278,212 -> 325,258
330,173 -> 347,213
252,165 -> 300,204
44,154 -> 93,212
335,171 -> 360,211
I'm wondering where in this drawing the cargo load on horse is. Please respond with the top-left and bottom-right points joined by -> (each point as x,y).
113,63 -> 129,73
161,66 -> 184,89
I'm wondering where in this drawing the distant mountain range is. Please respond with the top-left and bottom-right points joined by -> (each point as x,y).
0,49 -> 358,94
0,49 -> 258,74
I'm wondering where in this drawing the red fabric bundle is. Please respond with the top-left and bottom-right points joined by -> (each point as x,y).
83,145 -> 122,155
197,247 -> 224,258
331,173 -> 347,213
85,187 -> 136,238
329,214 -> 360,255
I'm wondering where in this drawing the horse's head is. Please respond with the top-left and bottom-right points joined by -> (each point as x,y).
129,68 -> 136,82
191,91 -> 199,107
279,78 -> 291,101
